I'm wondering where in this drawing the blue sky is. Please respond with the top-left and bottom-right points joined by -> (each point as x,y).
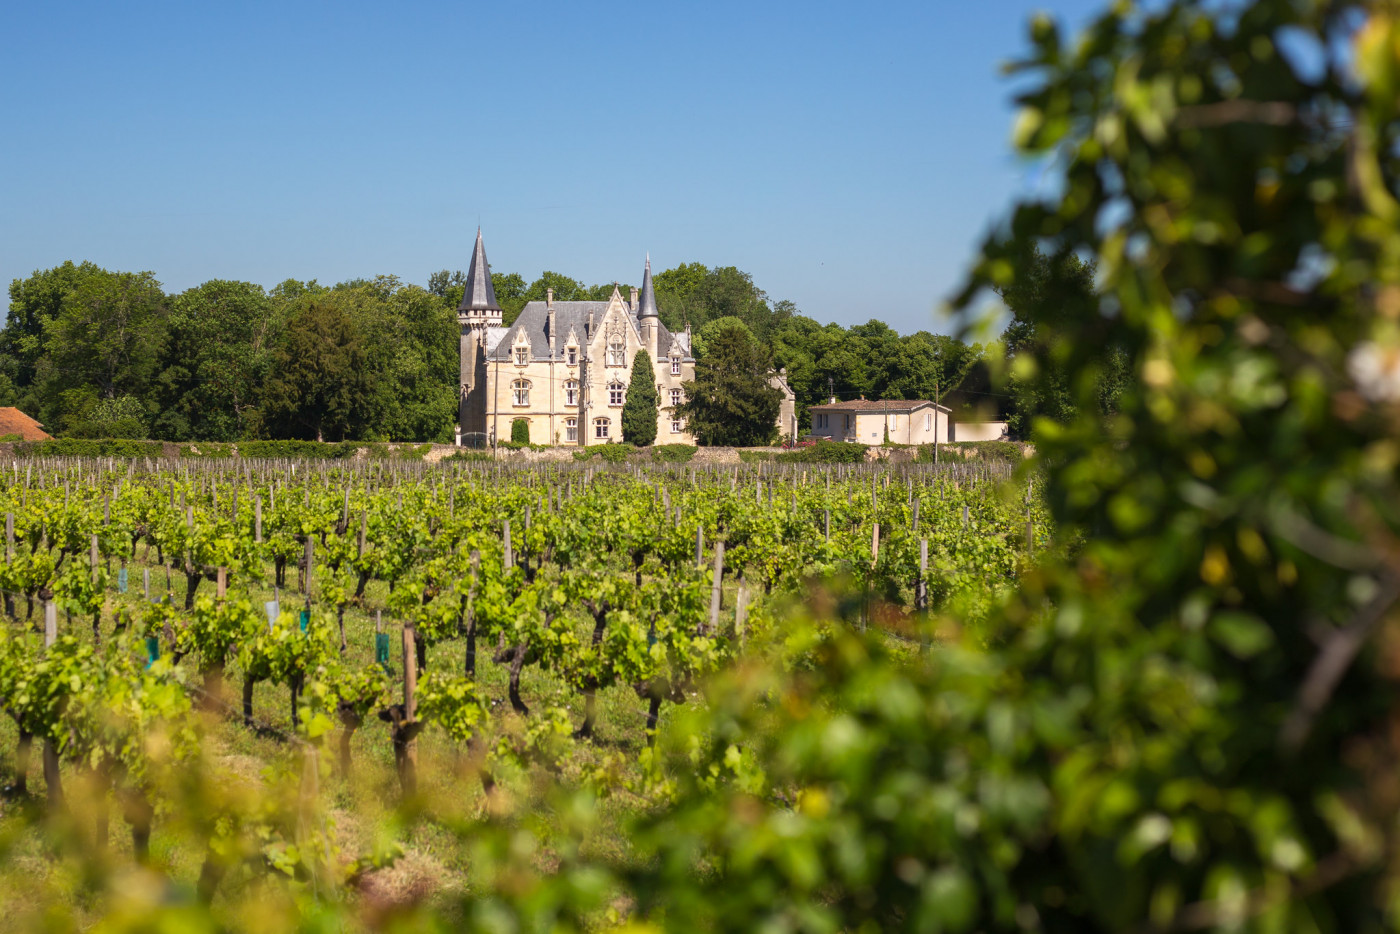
0,0 -> 1104,335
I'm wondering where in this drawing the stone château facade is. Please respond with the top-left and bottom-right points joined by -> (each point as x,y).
457,230 -> 699,447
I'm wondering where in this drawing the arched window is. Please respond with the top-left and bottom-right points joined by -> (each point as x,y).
564,417 -> 578,442
607,337 -> 626,366
593,417 -> 610,440
511,379 -> 530,406
608,380 -> 625,406
564,379 -> 579,407
514,345 -> 529,366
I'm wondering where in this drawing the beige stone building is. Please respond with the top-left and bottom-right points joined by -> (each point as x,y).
457,231 -> 699,446
808,398 -> 952,445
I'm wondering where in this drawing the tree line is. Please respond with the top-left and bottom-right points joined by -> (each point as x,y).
0,252 -> 1111,443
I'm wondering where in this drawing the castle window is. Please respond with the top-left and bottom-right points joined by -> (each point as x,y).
670,357 -> 681,376
671,417 -> 684,433
593,417 -> 610,440
565,417 -> 578,442
564,379 -> 579,407
608,380 -> 625,406
607,337 -> 625,366
514,346 -> 529,366
512,380 -> 531,406
567,346 -> 578,366
669,389 -> 681,408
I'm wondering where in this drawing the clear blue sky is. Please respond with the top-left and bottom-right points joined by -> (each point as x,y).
0,0 -> 1104,335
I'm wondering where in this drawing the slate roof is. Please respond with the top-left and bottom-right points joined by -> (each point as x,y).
488,297 -> 692,362
0,407 -> 50,440
638,255 -> 660,319
809,399 -> 950,414
457,228 -> 501,312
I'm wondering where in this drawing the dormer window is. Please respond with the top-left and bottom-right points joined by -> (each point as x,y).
564,379 -> 579,407
670,356 -> 682,376
567,346 -> 578,366
607,337 -> 625,367
514,346 -> 529,366
608,380 -> 625,406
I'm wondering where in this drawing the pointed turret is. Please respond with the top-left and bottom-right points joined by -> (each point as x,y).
458,228 -> 502,315
638,255 -> 660,360
638,254 -> 659,319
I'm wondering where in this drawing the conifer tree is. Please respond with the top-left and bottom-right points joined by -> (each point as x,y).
676,322 -> 782,446
621,351 -> 659,446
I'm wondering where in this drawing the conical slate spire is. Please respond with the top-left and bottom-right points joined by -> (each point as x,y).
458,228 -> 501,312
637,254 -> 659,319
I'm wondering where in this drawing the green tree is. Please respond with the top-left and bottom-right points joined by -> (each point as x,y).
359,283 -> 458,442
2,261 -> 105,397
997,246 -> 1128,437
621,351 -> 659,446
492,272 -> 528,324
152,280 -> 278,441
64,395 -> 149,439
510,418 -> 530,445
691,315 -> 755,359
426,269 -> 465,299
34,268 -> 167,434
675,321 -> 781,446
261,301 -> 374,442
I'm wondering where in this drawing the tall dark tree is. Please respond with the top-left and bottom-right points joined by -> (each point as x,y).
262,301 -> 374,442
343,281 -> 459,442
675,322 -> 782,446
621,351 -> 659,446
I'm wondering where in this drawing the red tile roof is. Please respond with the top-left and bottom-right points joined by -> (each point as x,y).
0,408 -> 51,441
808,399 -> 948,413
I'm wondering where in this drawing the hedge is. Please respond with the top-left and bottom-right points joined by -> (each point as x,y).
0,439 -> 443,460
737,441 -> 867,464
650,444 -> 697,463
572,444 -> 633,463
917,440 -> 1025,464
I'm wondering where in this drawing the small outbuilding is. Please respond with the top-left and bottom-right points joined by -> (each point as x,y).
0,407 -> 50,441
808,398 -> 951,445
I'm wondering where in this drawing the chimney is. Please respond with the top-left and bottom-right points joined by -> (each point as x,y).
587,311 -> 594,340
546,287 -> 554,309
547,303 -> 557,356
630,287 -> 639,312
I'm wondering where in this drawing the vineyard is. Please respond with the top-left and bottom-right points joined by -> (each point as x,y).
0,455 -> 1044,927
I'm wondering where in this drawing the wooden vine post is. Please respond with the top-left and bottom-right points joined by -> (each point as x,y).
42,598 -> 63,809
2,512 -> 11,617
89,533 -> 102,641
918,537 -> 930,652
706,541 -> 725,636
383,625 -> 422,798
735,583 -> 749,648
